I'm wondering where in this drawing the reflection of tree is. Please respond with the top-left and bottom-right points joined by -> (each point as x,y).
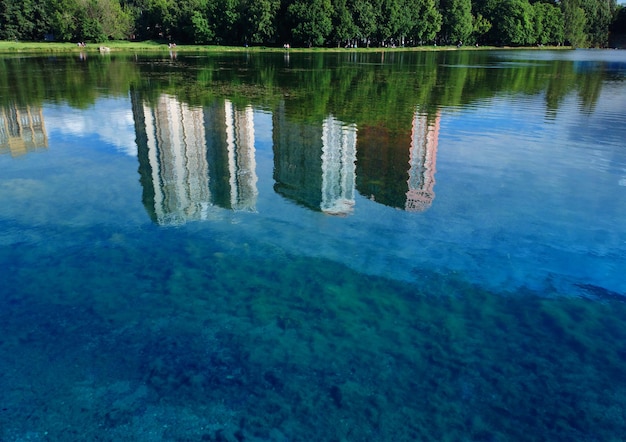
0,55 -> 140,110
0,52 -> 609,128
1,52 -> 617,217
356,110 -> 440,212
574,62 -> 605,114
0,104 -> 47,157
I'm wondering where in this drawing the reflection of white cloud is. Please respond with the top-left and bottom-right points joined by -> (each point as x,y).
252,110 -> 273,146
44,97 -> 137,156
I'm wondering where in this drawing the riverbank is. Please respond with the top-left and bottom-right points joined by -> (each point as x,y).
0,40 -> 573,54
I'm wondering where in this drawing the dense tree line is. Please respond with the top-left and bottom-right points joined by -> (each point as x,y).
0,0 -> 622,47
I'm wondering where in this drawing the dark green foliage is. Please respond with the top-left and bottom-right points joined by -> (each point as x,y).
330,0 -> 357,47
612,5 -> 626,34
562,0 -> 588,47
0,0 -> 49,40
533,2 -> 564,45
0,0 -> 621,47
286,0 -> 333,46
440,0 -> 473,44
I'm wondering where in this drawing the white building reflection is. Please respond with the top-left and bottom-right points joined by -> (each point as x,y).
273,104 -> 357,215
224,100 -> 258,212
321,116 -> 357,215
0,104 -> 48,157
131,92 -> 437,221
132,92 -> 258,225
134,93 -> 210,225
406,111 -> 439,212
356,109 -> 439,212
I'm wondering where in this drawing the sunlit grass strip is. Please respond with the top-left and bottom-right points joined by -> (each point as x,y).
0,40 -> 571,54
0,41 -> 172,53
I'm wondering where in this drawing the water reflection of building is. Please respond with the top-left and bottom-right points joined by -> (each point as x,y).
406,111 -> 439,212
132,93 -> 211,225
223,100 -> 258,211
273,103 -> 357,215
132,92 -> 258,225
202,100 -> 258,212
321,116 -> 357,215
0,104 -> 48,157
356,110 -> 439,211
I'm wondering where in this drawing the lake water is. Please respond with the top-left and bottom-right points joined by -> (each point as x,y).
1,49 -> 626,441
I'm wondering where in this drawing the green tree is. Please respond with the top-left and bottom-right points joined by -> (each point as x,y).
349,0 -> 378,46
440,0 -> 473,45
287,0 -> 333,46
173,0 -> 215,44
562,0 -> 588,47
611,5 -> 626,34
408,0 -> 442,44
47,0 -> 80,41
533,2 -> 550,44
72,0 -> 133,42
375,0 -> 402,45
392,0 -> 423,45
472,13 -> 492,44
485,0 -> 535,45
330,0 -> 357,46
214,0 -> 240,44
137,0 -> 178,40
240,0 -> 281,44
0,0 -> 48,40
533,2 -> 564,45
578,0 -> 616,47
188,10 -> 214,43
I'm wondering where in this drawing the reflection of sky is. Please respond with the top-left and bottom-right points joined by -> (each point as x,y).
239,86 -> 626,296
43,96 -> 137,156
494,49 -> 626,66
432,89 -> 626,294
43,100 -> 274,160
2,55 -> 626,299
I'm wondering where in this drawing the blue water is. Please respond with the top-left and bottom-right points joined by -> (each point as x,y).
1,49 -> 626,441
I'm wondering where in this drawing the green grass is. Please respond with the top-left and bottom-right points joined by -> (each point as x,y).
0,40 -> 572,54
0,40 -> 212,53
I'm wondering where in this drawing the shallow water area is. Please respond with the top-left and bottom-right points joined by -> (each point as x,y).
1,49 -> 626,441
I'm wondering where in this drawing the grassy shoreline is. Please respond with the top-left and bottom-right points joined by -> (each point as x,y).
0,40 -> 573,54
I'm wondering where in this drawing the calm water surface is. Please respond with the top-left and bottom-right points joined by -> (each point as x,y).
1,49 -> 626,441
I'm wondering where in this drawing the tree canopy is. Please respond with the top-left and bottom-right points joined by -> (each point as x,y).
0,0 -> 621,47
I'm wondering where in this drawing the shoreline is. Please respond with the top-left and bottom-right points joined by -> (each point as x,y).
0,40 -> 575,54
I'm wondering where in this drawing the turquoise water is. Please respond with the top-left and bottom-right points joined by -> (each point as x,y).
1,49 -> 626,441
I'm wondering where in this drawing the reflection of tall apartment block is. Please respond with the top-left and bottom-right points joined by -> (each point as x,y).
273,101 -> 324,211
273,105 -> 357,215
356,110 -> 439,212
406,111 -> 439,212
224,100 -> 258,211
0,104 -> 48,157
133,92 -> 211,225
321,116 -> 357,215
203,100 -> 258,211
